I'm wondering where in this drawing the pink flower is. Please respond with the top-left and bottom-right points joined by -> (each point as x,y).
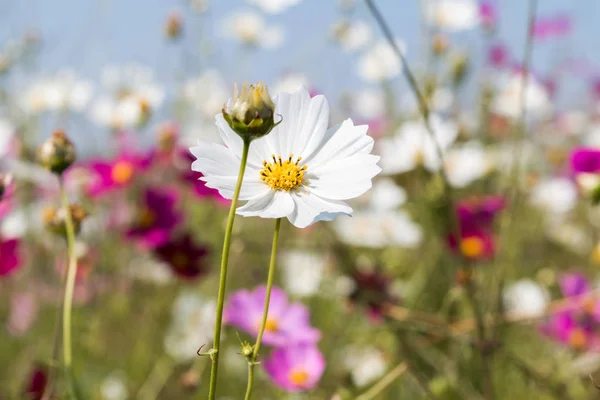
180,150 -> 228,202
7,293 -> 38,337
126,187 -> 182,249
479,1 -> 497,30
87,152 -> 149,197
571,148 -> 600,174
487,43 -> 509,68
23,364 -> 47,400
224,286 -> 321,347
457,195 -> 505,231
263,345 -> 326,392
0,237 -> 22,277
532,15 -> 572,39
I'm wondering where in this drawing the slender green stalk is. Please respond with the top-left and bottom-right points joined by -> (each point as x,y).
59,178 -> 79,399
355,363 -> 408,400
207,139 -> 251,400
244,218 -> 282,400
136,355 -> 175,400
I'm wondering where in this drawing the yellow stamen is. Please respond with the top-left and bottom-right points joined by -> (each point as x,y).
260,154 -> 306,191
568,328 -> 588,349
460,237 -> 485,258
288,369 -> 309,386
111,161 -> 134,184
264,318 -> 279,332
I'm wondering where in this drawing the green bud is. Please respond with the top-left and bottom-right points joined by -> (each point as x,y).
222,82 -> 278,142
43,203 -> 88,237
37,130 -> 76,175
240,343 -> 254,358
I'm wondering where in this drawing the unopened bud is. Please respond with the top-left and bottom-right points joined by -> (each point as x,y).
450,52 -> 469,86
43,204 -> 88,236
222,82 -> 278,142
164,11 -> 183,40
157,122 -> 179,152
240,343 -> 254,359
37,130 -> 76,175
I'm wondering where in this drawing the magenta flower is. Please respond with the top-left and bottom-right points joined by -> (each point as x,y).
487,43 -> 509,68
0,237 -> 21,277
154,234 -> 209,280
224,286 -> 321,346
23,364 -> 47,400
479,1 -> 497,30
532,15 -> 572,39
126,187 -> 182,249
264,345 -> 326,392
87,152 -> 149,197
457,195 -> 505,230
349,269 -> 397,321
570,148 -> 600,174
448,228 -> 496,261
180,150 -> 228,202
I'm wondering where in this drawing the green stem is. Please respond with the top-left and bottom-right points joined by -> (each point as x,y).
60,178 -> 79,399
207,139 -> 251,400
244,218 -> 282,400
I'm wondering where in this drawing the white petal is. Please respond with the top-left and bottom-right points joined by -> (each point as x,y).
287,192 -> 353,228
237,190 -> 295,219
190,142 -> 240,177
215,113 -> 266,169
307,154 -> 381,200
303,120 -> 374,169
202,175 -> 269,200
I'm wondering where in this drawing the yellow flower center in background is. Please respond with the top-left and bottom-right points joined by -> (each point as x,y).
111,161 -> 135,184
260,154 -> 307,191
264,318 -> 279,332
288,369 -> 309,386
568,328 -> 588,349
460,237 -> 485,258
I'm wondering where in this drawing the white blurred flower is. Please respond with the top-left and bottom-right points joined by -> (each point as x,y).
220,10 -> 285,49
127,256 -> 173,285
282,250 -> 326,297
350,88 -> 385,120
529,177 -> 577,216
20,70 -> 93,114
248,0 -> 302,14
558,110 -> 588,136
191,0 -> 209,13
379,115 -> 458,174
164,292 -> 215,363
445,142 -> 493,188
358,39 -> 406,82
503,279 -> 549,318
331,19 -> 372,53
181,119 -> 221,147
334,210 -> 422,248
344,347 -> 387,388
427,0 -> 480,32
368,179 -> 406,211
0,118 -> 15,157
402,87 -> 455,115
272,73 -> 309,95
492,72 -> 551,119
182,70 -> 229,119
100,373 -> 128,400
547,222 -> 591,254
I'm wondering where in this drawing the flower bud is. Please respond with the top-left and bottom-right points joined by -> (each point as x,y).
450,52 -> 469,87
37,130 -> 76,175
240,343 -> 254,359
222,82 -> 278,142
43,204 -> 88,237
164,11 -> 183,40
431,34 -> 449,56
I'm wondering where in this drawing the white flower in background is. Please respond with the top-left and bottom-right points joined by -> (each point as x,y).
127,256 -> 173,285
427,0 -> 480,32
503,279 -> 549,318
368,179 -> 407,211
100,373 -> 128,400
190,0 -> 209,13
547,222 -> 591,254
182,70 -> 229,120
583,123 -> 600,147
220,10 -> 285,49
402,87 -> 455,115
492,72 -> 551,119
445,142 -> 493,188
558,110 -> 588,136
272,73 -> 309,95
350,88 -> 385,120
529,177 -> 577,216
0,119 -> 15,157
20,70 -> 93,114
357,39 -> 406,82
331,19 -> 372,53
90,64 -> 164,129
182,119 -> 221,147
282,250 -> 326,297
344,347 -> 387,388
248,0 -> 302,14
191,87 -> 381,228
379,115 -> 458,174
164,292 -> 216,363
334,210 -> 422,248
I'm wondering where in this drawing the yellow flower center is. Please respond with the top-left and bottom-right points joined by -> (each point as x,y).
568,328 -> 588,349
264,318 -> 279,332
260,154 -> 307,191
288,369 -> 309,386
111,161 -> 134,184
460,237 -> 485,258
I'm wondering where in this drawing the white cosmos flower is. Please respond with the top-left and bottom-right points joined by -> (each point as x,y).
444,142 -> 494,188
492,71 -> 551,120
272,73 -> 309,95
20,70 -> 93,114
427,0 -> 480,32
529,177 -> 577,216
248,0 -> 302,14
344,347 -> 387,388
331,19 -> 372,53
368,179 -> 406,211
191,87 -> 381,228
503,279 -> 549,318
100,373 -> 128,400
379,115 -> 458,174
221,10 -> 285,49
282,250 -> 326,297
357,39 -> 406,82
182,70 -> 229,119
350,88 -> 385,120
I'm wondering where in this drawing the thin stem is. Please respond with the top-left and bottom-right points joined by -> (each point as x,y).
244,218 -> 282,400
207,139 -> 251,400
355,363 -> 408,400
60,178 -> 79,399
136,356 -> 175,400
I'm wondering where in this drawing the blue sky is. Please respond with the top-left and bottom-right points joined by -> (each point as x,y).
1,0 -> 599,109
